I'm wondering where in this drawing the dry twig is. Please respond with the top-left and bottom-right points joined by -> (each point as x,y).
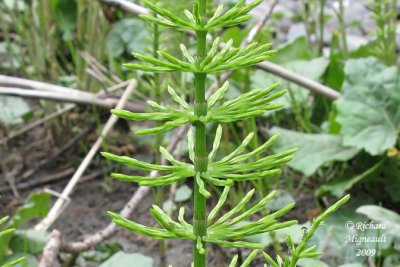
39,230 -> 62,267
0,79 -> 133,146
0,86 -> 144,112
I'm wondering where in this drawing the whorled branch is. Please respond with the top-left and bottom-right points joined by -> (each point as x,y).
102,123 -> 295,190
110,81 -> 287,136
107,187 -> 297,250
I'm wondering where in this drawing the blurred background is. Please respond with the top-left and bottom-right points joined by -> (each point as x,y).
0,0 -> 399,266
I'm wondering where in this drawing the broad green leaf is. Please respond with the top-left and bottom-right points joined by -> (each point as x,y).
349,40 -> 379,59
335,57 -> 400,156
270,127 -> 358,176
6,192 -> 51,230
54,0 -> 77,40
323,53 -> 345,90
310,197 -> 393,266
287,57 -> 330,81
267,189 -> 295,211
174,185 -> 192,202
282,57 -> 330,105
106,18 -> 148,58
356,205 -> 400,240
9,230 -> 49,255
317,160 -> 383,197
221,27 -> 248,47
0,96 -> 31,126
245,223 -> 303,246
99,251 -> 153,267
0,192 -> 50,260
297,258 -> 329,267
338,264 -> 365,267
270,36 -> 312,64
383,255 -> 400,267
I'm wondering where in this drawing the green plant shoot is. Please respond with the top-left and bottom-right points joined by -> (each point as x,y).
102,0 -> 350,266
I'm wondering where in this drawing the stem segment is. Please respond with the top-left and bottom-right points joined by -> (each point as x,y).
152,12 -> 167,262
193,1 -> 208,266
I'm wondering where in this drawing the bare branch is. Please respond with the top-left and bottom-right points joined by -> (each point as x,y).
39,230 -> 62,267
0,87 -> 145,111
0,79 -> 134,146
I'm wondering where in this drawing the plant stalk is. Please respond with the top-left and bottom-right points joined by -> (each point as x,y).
151,11 -> 168,262
338,0 -> 348,59
153,14 -> 163,165
318,0 -> 325,55
193,1 -> 208,266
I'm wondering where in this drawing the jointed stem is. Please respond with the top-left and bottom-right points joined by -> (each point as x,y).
338,0 -> 348,59
153,14 -> 162,165
193,61 -> 208,267
193,1 -> 208,266
152,11 -> 168,262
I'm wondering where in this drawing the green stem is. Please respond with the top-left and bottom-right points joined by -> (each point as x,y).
338,0 -> 348,59
389,0 -> 397,65
289,195 -> 350,267
153,13 -> 162,165
193,61 -> 208,267
318,0 -> 325,55
193,1 -> 208,265
151,10 -> 167,262
301,0 -> 313,51
193,0 -> 208,267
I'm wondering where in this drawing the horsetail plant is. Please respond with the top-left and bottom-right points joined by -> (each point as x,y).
367,0 -> 398,65
102,0 -> 350,266
263,195 -> 350,267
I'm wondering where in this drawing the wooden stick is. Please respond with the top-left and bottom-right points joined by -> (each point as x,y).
0,80 -> 133,146
34,80 -> 137,231
97,0 -> 149,14
0,75 -> 94,98
243,0 -> 279,47
0,87 -> 144,112
256,61 -> 340,100
39,230 -> 62,267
